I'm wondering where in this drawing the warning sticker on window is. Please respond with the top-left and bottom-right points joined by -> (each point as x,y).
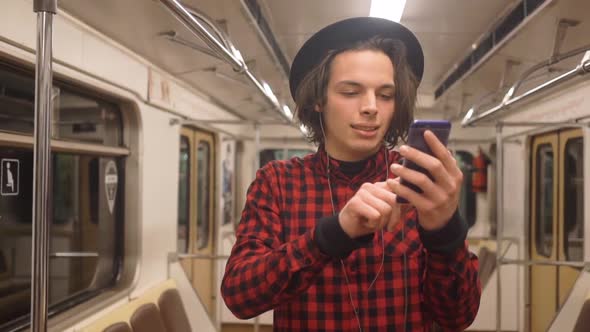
105,160 -> 118,214
1,159 -> 19,196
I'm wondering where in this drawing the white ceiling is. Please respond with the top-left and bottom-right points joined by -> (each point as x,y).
438,0 -> 590,121
57,0 -> 590,126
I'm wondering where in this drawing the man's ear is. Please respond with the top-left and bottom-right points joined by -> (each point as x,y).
314,104 -> 321,113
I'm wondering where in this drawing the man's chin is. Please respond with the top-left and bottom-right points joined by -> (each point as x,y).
348,143 -> 382,158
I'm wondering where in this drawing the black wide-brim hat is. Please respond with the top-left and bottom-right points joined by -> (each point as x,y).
289,17 -> 424,101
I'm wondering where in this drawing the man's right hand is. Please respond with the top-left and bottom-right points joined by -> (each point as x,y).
338,181 -> 400,238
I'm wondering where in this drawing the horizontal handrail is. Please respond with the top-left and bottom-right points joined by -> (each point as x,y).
462,56 -> 590,127
501,258 -> 588,268
504,43 -> 590,103
467,236 -> 520,243
168,252 -> 231,262
158,0 -> 293,123
49,252 -> 99,258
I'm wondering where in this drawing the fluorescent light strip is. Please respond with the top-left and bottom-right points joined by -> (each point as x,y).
282,105 -> 293,120
369,0 -> 407,23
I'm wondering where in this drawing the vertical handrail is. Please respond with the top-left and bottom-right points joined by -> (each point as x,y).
31,1 -> 56,331
495,124 -> 504,332
253,122 -> 261,332
254,123 -> 260,172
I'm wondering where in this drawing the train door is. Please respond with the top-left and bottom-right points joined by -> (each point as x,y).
529,129 -> 584,331
178,127 -> 216,317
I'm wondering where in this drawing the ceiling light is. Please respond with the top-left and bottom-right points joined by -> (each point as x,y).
299,124 -> 308,135
461,107 -> 475,126
282,105 -> 293,120
230,45 -> 245,66
370,0 -> 407,22
262,82 -> 279,104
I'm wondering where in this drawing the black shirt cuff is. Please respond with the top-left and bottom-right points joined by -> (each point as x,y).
418,210 -> 468,255
314,215 -> 373,259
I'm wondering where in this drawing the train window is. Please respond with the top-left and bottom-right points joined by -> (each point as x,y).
0,67 -> 123,147
0,65 -> 126,330
535,144 -> 554,257
287,149 -> 313,158
0,148 -> 123,329
196,141 -> 211,250
563,137 -> 583,261
259,148 -> 314,167
260,149 -> 285,166
455,151 -> 476,227
55,89 -> 123,147
0,68 -> 34,134
178,137 -> 190,253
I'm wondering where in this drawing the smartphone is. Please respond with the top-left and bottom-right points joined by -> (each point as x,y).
396,120 -> 451,204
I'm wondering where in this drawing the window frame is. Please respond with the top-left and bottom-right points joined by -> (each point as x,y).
0,63 -> 130,331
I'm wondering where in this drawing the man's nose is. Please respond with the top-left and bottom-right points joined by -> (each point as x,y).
360,92 -> 377,115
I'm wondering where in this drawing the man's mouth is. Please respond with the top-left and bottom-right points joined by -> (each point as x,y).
351,124 -> 379,131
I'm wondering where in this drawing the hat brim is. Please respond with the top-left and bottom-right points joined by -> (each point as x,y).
289,17 -> 424,101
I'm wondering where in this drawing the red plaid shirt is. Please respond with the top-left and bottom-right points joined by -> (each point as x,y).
222,146 -> 481,331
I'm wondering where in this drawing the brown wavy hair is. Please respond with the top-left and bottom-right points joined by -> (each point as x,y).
294,37 -> 418,148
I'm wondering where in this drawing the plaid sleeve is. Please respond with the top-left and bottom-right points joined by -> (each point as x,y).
422,243 -> 481,331
220,165 -> 331,319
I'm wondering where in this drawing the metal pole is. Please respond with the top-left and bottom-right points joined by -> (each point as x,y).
499,259 -> 589,268
31,1 -> 56,331
495,124 -> 503,332
254,123 -> 260,172
253,122 -> 261,332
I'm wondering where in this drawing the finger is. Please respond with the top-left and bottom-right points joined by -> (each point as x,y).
349,197 -> 382,225
424,130 -> 462,177
387,204 -> 400,231
386,178 -> 399,192
388,179 -> 431,210
398,145 -> 454,189
364,182 -> 398,207
358,189 -> 394,226
389,163 -> 442,198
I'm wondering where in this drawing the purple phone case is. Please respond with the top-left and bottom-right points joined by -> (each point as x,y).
396,120 -> 451,204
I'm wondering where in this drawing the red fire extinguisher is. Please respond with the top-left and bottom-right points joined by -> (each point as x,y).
472,148 -> 490,192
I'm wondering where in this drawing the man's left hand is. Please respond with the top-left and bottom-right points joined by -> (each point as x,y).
387,130 -> 463,231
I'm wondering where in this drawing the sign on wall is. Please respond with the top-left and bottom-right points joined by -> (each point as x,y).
220,141 -> 235,225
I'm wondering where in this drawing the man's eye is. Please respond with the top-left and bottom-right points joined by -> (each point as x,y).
380,94 -> 394,100
341,91 -> 358,96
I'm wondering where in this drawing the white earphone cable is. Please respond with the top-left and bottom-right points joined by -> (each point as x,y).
319,115 -> 407,331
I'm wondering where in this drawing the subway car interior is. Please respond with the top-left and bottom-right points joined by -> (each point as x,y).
1,0 -> 590,331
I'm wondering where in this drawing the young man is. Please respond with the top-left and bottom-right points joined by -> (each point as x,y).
221,17 -> 481,331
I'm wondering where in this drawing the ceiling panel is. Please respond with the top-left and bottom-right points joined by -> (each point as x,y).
402,0 -> 516,93
56,0 -> 588,124
59,0 -> 290,123
260,0 -> 516,98
438,0 -> 590,119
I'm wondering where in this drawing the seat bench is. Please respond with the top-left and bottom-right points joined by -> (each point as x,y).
82,279 -> 191,332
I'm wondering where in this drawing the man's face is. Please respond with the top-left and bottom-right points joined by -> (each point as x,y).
318,49 -> 396,161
